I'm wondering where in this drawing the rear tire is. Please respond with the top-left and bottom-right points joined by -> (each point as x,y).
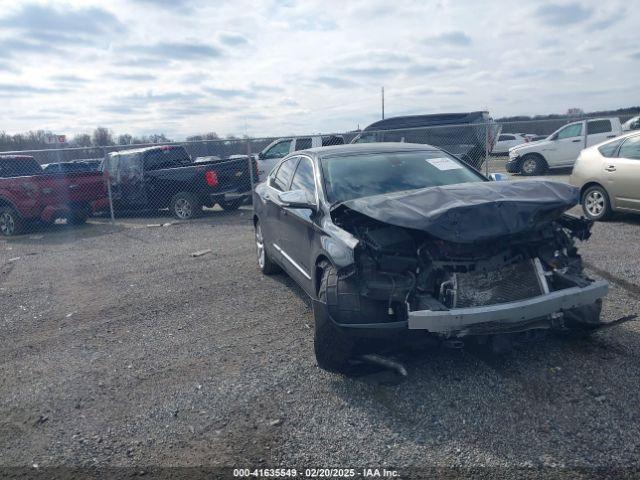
219,198 -> 242,211
581,185 -> 611,220
520,154 -> 546,176
170,192 -> 202,220
255,220 -> 280,275
314,262 -> 354,373
68,206 -> 89,225
0,207 -> 24,237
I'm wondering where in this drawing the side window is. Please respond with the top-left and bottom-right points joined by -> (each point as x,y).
499,135 -> 515,141
618,136 -> 640,160
322,136 -> 344,146
598,138 -> 625,157
270,157 -> 299,191
587,120 -> 612,135
556,123 -> 583,139
289,157 -> 316,196
294,138 -> 312,151
263,140 -> 292,160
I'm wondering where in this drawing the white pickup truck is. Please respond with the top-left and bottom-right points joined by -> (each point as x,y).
507,117 -> 622,175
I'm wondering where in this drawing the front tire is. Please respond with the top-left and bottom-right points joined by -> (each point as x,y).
520,154 -> 546,176
314,262 -> 354,373
582,185 -> 611,220
255,220 -> 280,275
0,207 -> 24,237
170,192 -> 202,220
219,198 -> 242,211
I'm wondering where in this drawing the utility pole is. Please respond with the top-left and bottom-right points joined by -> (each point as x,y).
381,86 -> 385,119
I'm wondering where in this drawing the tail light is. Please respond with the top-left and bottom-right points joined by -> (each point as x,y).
205,170 -> 218,187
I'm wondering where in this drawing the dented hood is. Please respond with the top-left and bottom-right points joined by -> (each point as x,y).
333,180 -> 579,243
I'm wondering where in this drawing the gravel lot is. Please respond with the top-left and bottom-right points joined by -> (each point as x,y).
2,185 -> 640,472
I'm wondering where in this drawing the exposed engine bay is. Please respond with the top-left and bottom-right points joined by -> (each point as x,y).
331,195 -> 603,336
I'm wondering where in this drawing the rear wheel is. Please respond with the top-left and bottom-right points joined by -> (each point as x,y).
170,192 -> 202,220
0,207 -> 24,237
219,198 -> 242,211
255,220 -> 280,274
314,262 -> 354,373
520,154 -> 546,175
582,185 -> 611,220
68,206 -> 89,225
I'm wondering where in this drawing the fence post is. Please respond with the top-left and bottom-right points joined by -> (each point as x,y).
484,119 -> 490,176
246,138 -> 255,192
106,172 -> 116,224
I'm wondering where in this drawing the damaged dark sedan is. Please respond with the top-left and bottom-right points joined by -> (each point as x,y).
252,143 -> 609,372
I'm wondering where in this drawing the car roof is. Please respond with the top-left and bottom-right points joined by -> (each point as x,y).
108,145 -> 185,157
591,130 -> 640,149
296,142 -> 441,158
362,112 -> 488,131
0,155 -> 35,160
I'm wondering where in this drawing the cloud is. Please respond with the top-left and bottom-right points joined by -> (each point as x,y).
0,4 -> 124,36
534,3 -> 593,26
0,38 -> 66,58
423,31 -> 472,46
204,87 -> 255,99
118,73 -> 157,81
134,41 -> 223,60
0,83 -> 68,97
315,76 -> 359,88
217,32 -> 249,46
590,10 -> 625,30
50,75 -> 88,84
631,51 -> 640,60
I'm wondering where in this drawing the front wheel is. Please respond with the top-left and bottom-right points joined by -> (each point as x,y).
0,207 -> 24,237
170,192 -> 202,220
520,154 -> 546,176
582,185 -> 611,220
314,262 -> 354,373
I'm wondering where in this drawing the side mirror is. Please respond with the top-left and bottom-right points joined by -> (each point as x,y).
257,152 -> 265,160
489,173 -> 509,181
278,189 -> 316,209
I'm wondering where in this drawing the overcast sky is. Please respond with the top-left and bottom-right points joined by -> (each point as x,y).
0,0 -> 638,139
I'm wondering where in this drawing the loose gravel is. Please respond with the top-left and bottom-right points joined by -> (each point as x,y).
1,203 -> 640,470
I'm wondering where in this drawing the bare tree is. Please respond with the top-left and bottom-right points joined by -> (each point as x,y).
92,127 -> 114,147
117,133 -> 133,145
71,133 -> 92,147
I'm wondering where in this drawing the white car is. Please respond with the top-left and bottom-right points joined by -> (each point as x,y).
507,117 -> 622,175
492,133 -> 528,155
622,115 -> 640,132
255,135 -> 344,182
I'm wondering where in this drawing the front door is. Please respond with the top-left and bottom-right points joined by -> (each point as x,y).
278,155 -> 318,294
545,122 -> 584,167
604,135 -> 640,211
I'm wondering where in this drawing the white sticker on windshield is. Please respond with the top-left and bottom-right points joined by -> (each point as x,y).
427,157 -> 463,171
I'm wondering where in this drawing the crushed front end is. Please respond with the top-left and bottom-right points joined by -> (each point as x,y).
330,181 -> 610,339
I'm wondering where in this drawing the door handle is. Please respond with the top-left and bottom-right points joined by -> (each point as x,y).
604,166 -> 616,172
571,139 -> 581,143
607,135 -> 616,138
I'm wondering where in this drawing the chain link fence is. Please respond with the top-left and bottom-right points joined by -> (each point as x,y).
1,114 -> 638,235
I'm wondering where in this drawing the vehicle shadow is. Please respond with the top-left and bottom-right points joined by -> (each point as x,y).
324,325 -> 640,464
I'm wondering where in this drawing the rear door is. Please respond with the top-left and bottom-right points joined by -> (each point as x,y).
262,156 -> 300,263
586,119 -> 617,147
604,135 -> 640,211
545,122 -> 584,167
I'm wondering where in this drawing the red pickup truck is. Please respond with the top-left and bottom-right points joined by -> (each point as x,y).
0,155 -> 106,236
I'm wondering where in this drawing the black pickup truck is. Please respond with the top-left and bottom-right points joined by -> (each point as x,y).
102,145 -> 255,219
